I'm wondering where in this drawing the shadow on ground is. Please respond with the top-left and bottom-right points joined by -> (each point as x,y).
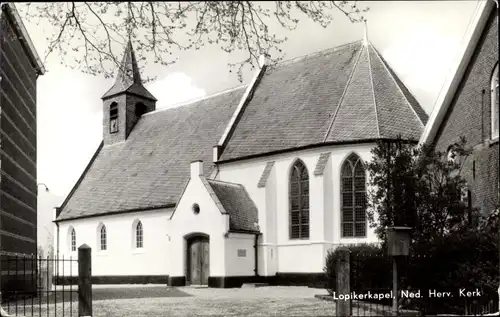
3,286 -> 191,307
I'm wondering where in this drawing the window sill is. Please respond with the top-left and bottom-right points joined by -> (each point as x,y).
340,237 -> 368,243
489,137 -> 499,146
286,239 -> 310,245
132,248 -> 145,255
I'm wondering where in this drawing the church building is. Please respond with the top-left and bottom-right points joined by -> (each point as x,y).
53,33 -> 428,287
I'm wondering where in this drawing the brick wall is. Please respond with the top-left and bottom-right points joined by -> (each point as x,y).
0,5 -> 39,293
434,9 -> 499,214
102,93 -> 156,145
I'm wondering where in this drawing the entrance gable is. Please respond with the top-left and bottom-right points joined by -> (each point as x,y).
168,161 -> 229,235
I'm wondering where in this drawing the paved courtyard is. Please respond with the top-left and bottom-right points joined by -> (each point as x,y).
4,285 -> 365,317
93,286 -> 338,317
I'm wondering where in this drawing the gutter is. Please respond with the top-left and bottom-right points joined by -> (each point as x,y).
217,138 -> 419,165
55,203 -> 176,223
496,0 -> 500,214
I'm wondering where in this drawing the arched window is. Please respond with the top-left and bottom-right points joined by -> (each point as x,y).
109,102 -> 118,133
491,63 -> 499,139
135,103 -> 147,117
69,228 -> 76,252
341,153 -> 367,238
100,225 -> 107,251
136,221 -> 143,248
289,159 -> 309,239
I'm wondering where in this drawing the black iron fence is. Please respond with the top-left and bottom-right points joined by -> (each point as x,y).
331,250 -> 499,316
0,245 -> 92,317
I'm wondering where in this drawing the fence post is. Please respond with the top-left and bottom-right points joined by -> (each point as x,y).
78,244 -> 92,317
336,247 -> 351,317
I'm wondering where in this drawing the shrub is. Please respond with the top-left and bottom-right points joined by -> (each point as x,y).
324,243 -> 389,296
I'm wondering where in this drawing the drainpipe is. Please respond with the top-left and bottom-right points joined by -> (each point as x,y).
254,233 -> 260,277
495,0 -> 500,312
54,208 -> 61,276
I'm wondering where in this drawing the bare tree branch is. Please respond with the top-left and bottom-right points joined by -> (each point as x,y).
20,1 -> 368,81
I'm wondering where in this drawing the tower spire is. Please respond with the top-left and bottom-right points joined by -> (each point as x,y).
363,19 -> 369,46
101,40 -> 156,101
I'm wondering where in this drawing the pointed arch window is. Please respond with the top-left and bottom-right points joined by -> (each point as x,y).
289,159 -> 309,239
100,225 -> 107,251
70,228 -> 76,252
135,103 -> 147,117
491,63 -> 499,140
136,221 -> 143,248
341,153 -> 367,238
110,102 -> 118,134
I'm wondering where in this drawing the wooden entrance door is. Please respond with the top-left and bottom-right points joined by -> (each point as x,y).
188,237 -> 209,285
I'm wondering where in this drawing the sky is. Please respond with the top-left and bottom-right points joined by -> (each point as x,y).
27,1 -> 481,249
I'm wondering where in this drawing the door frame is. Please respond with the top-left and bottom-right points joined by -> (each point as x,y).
185,233 -> 210,285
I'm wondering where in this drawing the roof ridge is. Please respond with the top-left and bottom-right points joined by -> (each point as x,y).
271,40 -> 363,70
143,84 -> 247,116
322,41 -> 365,142
370,44 -> 425,127
366,43 -> 381,138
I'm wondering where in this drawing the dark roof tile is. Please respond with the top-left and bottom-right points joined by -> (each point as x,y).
57,86 -> 247,221
206,179 -> 259,233
220,41 -> 428,161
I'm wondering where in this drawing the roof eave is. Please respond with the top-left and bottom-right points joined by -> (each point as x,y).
101,88 -> 158,102
56,141 -> 104,219
218,138 -> 419,165
419,0 -> 493,146
55,203 -> 176,223
3,3 -> 46,75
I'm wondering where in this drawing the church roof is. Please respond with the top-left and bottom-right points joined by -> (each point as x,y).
57,38 -> 429,221
56,86 -> 247,221
101,41 -> 157,101
204,179 -> 259,233
219,40 -> 428,162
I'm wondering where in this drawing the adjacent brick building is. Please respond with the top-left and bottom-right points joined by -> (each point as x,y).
0,3 -> 45,291
420,0 -> 499,214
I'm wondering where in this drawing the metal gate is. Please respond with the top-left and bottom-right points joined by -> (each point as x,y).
1,246 -> 92,317
332,251 -> 499,316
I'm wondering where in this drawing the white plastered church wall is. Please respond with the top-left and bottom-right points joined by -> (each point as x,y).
54,208 -> 172,277
217,143 -> 379,274
166,161 -> 229,278
224,233 -> 255,277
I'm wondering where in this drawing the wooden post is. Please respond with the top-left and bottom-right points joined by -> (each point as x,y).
336,247 -> 351,317
392,257 -> 398,316
78,244 -> 92,317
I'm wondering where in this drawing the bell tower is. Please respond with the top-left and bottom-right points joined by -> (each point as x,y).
101,41 -> 157,145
